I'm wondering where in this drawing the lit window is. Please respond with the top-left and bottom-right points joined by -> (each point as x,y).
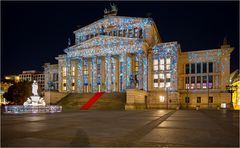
202,76 -> 207,89
153,59 -> 158,65
160,65 -> 164,70
166,82 -> 170,87
154,65 -> 158,70
72,66 -> 75,76
72,79 -> 75,91
63,67 -> 67,77
159,96 -> 165,102
159,74 -> 164,79
160,82 -> 164,88
154,83 -> 158,88
166,65 -> 170,70
166,58 -> 171,64
166,73 -> 171,78
160,59 -> 164,64
154,74 -> 158,79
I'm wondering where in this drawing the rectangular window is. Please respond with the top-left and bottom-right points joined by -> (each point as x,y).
63,67 -> 67,77
166,73 -> 171,78
166,58 -> 171,64
191,63 -> 195,74
135,61 -> 139,73
160,82 -> 164,88
71,66 -> 75,76
160,59 -> 164,64
208,96 -> 213,103
185,97 -> 190,103
197,76 -> 201,89
154,74 -> 158,79
208,62 -> 213,73
186,64 -> 189,74
159,59 -> 164,70
208,75 -> 213,89
197,63 -> 201,73
72,79 -> 75,91
191,76 -> 195,89
185,77 -> 190,89
159,73 -> 164,79
203,63 -> 207,73
160,65 -> 164,70
154,78 -> 158,88
202,76 -> 207,88
197,97 -> 201,103
154,83 -> 158,88
166,82 -> 170,87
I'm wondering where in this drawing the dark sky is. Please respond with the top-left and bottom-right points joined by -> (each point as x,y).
2,1 -> 239,76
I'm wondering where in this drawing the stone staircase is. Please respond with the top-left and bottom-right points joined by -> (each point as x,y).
57,92 -> 126,110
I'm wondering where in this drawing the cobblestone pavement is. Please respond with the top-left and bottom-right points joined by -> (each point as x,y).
1,109 -> 239,147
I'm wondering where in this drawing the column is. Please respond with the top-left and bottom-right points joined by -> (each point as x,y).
105,55 -> 112,92
120,53 -> 127,91
115,56 -> 120,92
88,58 -> 92,92
148,51 -> 153,90
111,57 -> 116,92
101,57 -> 105,92
137,51 -> 143,90
66,57 -> 71,92
127,55 -> 132,88
77,57 -> 83,93
91,56 -> 97,92
143,53 -> 148,91
58,60 -> 63,92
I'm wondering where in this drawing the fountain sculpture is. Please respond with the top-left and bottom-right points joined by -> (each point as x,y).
4,80 -> 62,113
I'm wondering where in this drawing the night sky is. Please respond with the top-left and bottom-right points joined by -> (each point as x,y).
2,1 -> 239,76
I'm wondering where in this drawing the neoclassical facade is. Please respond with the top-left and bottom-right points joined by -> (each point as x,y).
44,8 -> 233,109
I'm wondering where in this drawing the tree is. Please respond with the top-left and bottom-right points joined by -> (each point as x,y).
3,81 -> 32,105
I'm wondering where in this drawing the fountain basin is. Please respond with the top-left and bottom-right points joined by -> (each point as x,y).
4,105 -> 62,114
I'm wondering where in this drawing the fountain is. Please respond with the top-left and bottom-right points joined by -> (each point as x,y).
4,80 -> 62,113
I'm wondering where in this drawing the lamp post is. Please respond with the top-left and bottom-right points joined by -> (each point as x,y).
226,79 -> 238,109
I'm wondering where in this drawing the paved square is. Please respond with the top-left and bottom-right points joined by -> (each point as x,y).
1,110 -> 239,147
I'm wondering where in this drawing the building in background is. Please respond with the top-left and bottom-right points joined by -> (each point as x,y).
43,63 -> 58,91
19,70 -> 45,91
44,4 -> 234,109
229,69 -> 240,110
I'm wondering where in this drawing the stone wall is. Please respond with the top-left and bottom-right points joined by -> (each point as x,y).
44,91 -> 68,104
125,89 -> 147,110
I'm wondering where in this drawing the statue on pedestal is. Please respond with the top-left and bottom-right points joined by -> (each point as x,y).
32,80 -> 38,96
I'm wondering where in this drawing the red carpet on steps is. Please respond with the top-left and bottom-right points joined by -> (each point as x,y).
80,92 -> 104,110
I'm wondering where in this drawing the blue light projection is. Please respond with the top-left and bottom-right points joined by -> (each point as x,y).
153,42 -> 178,91
127,56 -> 131,87
111,57 -> 116,91
66,57 -> 71,92
143,54 -> 148,91
120,53 -> 127,91
105,55 -> 111,92
137,50 -> 143,89
92,57 -> 97,92
77,57 -> 83,93
65,36 -> 144,58
74,16 -> 153,43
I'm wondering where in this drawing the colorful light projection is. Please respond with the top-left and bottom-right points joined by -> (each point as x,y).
152,42 -> 178,91
65,36 -> 144,58
74,16 -> 153,44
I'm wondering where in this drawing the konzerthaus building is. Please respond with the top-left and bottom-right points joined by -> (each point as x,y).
44,5 -> 234,109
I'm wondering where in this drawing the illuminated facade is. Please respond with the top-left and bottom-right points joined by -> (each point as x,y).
45,6 -> 233,109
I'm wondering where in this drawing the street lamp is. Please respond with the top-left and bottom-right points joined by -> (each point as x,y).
226,79 -> 238,109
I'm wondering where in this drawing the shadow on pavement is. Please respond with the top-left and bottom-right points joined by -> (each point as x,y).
69,128 -> 89,147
